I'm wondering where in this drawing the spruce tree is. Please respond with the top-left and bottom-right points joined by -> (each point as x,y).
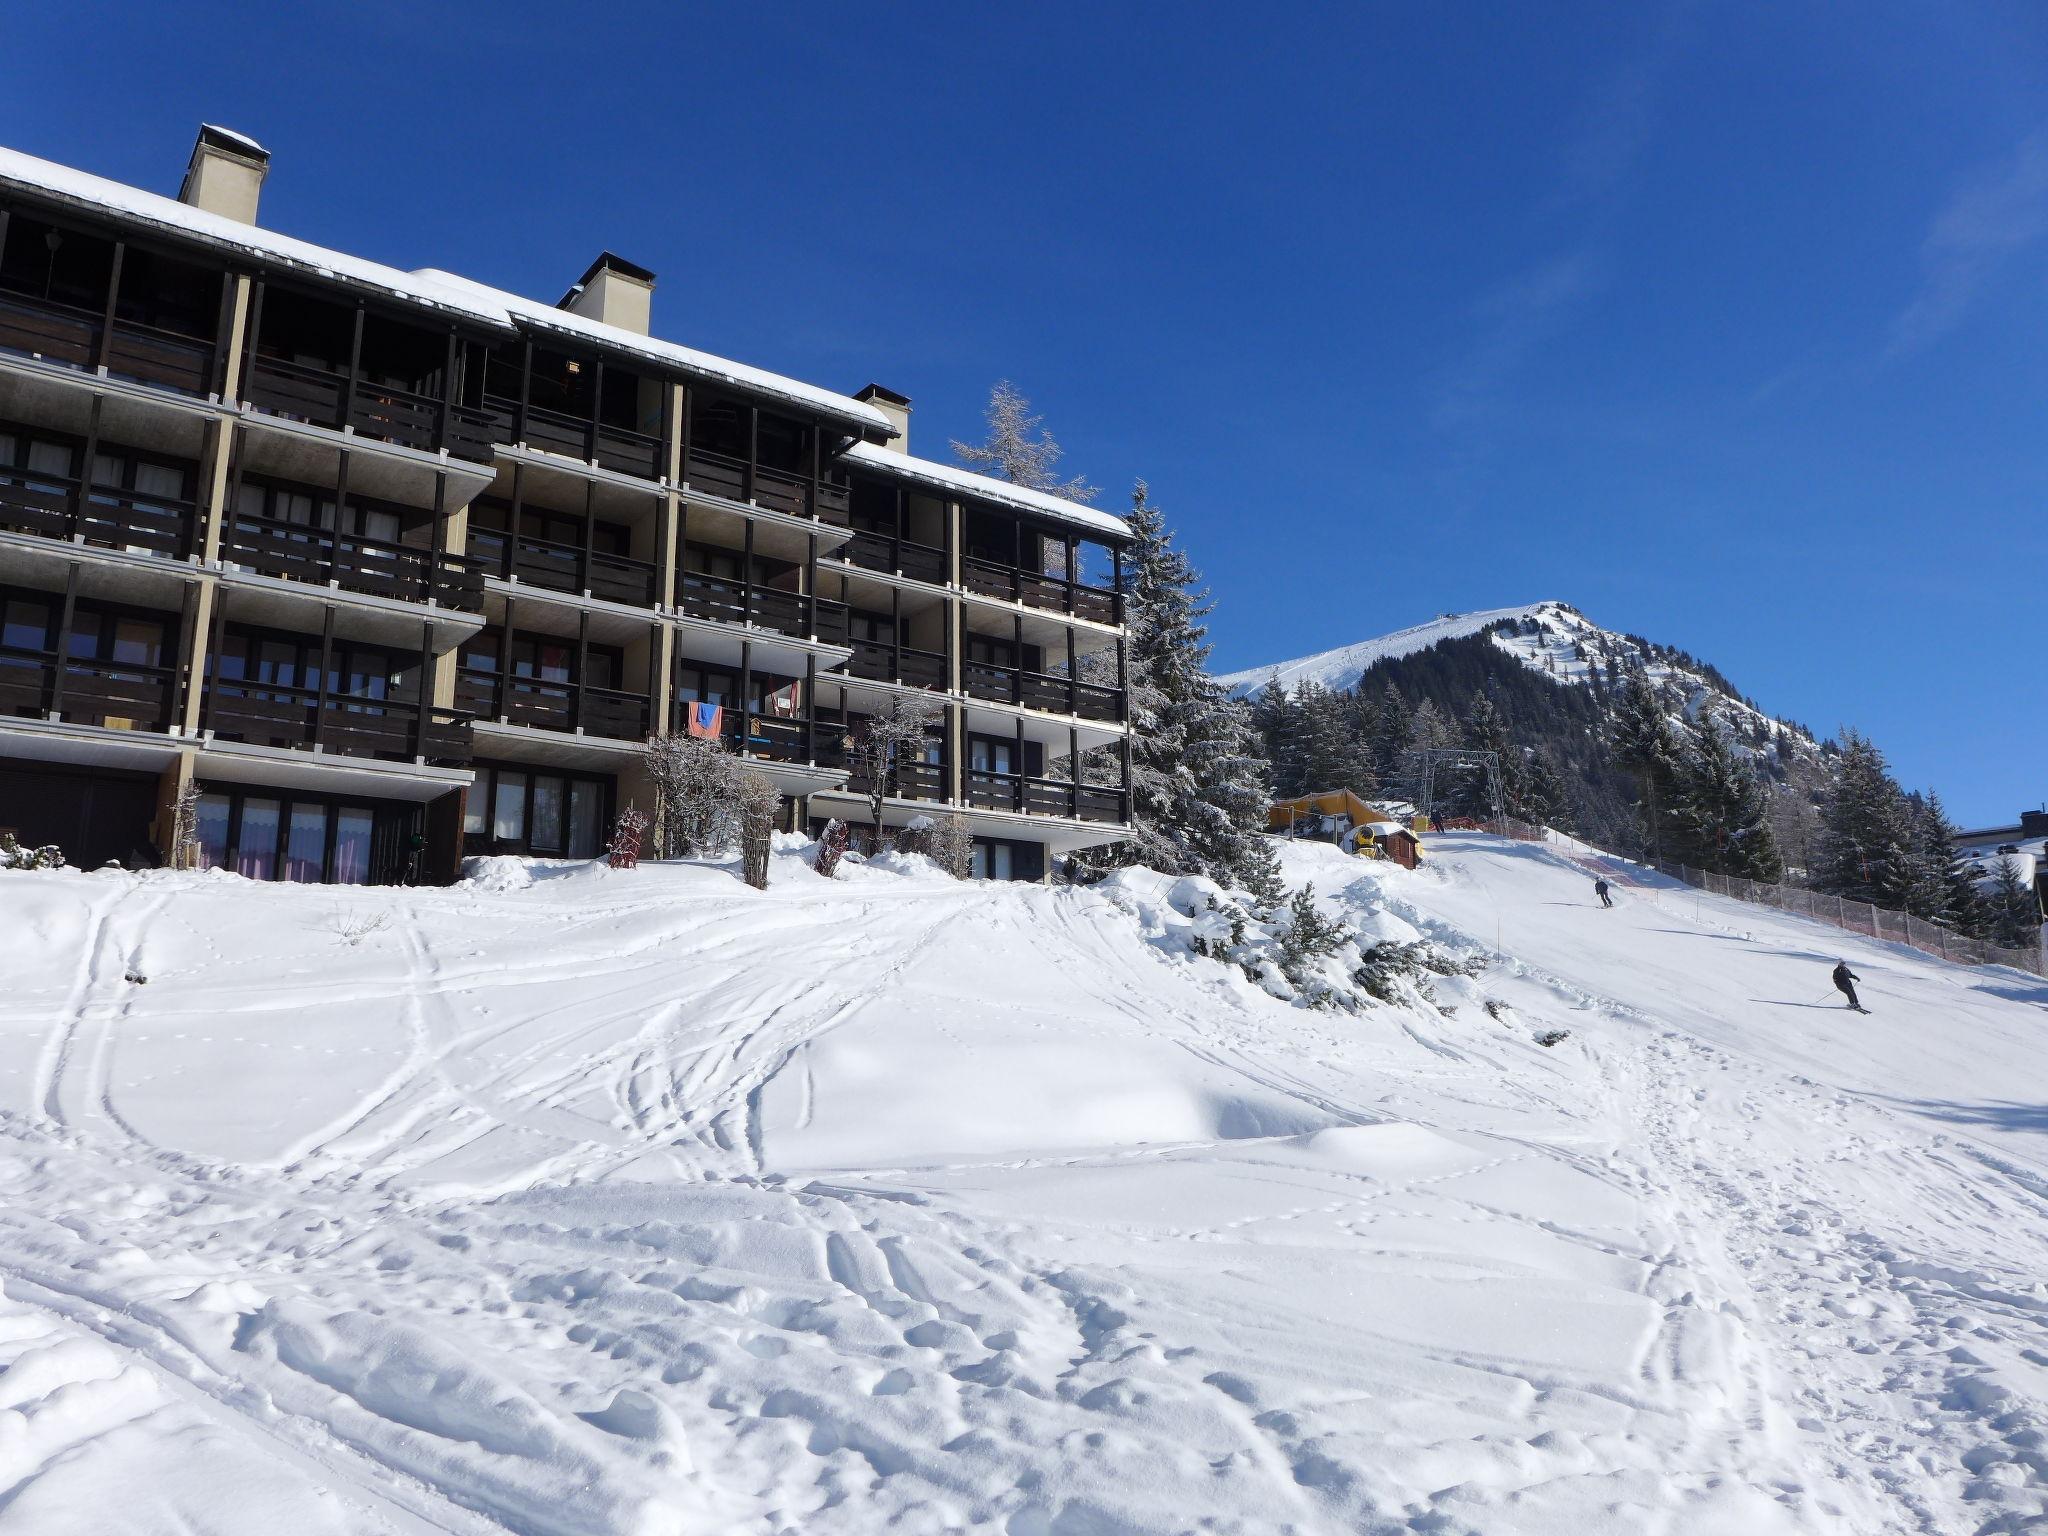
1248,679 -> 1300,797
1985,857 -> 2042,952
1906,791 -> 1987,934
1608,662 -> 1688,862
1812,731 -> 1918,907
1107,482 -> 1278,897
1369,683 -> 1413,786
1674,711 -> 1784,881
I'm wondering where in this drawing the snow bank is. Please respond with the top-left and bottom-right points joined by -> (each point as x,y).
1,831 -> 2044,1532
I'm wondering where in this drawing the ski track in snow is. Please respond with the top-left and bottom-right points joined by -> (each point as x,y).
0,838 -> 2041,1534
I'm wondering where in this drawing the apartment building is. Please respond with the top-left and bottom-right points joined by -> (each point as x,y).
0,128 -> 1133,885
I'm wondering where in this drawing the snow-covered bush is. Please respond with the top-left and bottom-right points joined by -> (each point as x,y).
0,833 -> 64,871
737,769 -> 780,890
1099,869 -> 1464,1014
644,733 -> 740,856
813,819 -> 851,878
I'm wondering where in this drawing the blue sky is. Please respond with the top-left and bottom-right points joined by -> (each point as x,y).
5,2 -> 2044,823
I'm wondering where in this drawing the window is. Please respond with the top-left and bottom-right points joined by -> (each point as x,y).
332,808 -> 373,885
971,738 -> 1016,775
196,793 -> 231,870
110,620 -> 161,667
25,440 -> 73,486
285,804 -> 328,882
530,776 -> 565,852
493,774 -> 527,842
237,798 -> 280,881
2,598 -> 48,652
568,782 -> 604,858
970,842 -> 1015,881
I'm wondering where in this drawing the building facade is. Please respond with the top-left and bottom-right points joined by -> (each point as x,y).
0,128 -> 1133,884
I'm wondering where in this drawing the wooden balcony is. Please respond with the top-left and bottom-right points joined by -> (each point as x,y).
968,770 -> 1127,823
223,515 -> 486,611
684,447 -> 843,522
457,669 -> 649,741
677,572 -> 849,641
242,356 -> 495,464
469,529 -> 657,608
473,396 -> 663,479
843,640 -> 947,690
963,662 -> 1123,722
206,679 -> 470,763
0,649 -> 175,731
841,529 -> 947,585
0,465 -> 197,560
963,556 -> 1121,624
0,291 -> 215,396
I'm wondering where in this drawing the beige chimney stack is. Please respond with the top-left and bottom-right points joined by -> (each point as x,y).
178,124 -> 268,224
559,252 -> 656,336
855,383 -> 912,453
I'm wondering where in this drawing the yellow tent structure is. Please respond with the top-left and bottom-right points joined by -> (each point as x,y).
1270,790 -> 1426,867
1268,789 -> 1377,834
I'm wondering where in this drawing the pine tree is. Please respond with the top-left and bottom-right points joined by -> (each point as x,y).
1247,679 -> 1301,797
1106,482 -> 1277,897
1608,662 -> 1688,862
1519,746 -> 1575,832
1812,731 -> 1918,907
1906,791 -> 1987,934
1460,691 -> 1520,820
1985,856 -> 2042,952
1369,683 -> 1413,786
1292,681 -> 1375,795
1674,711 -> 1784,881
949,381 -> 1099,502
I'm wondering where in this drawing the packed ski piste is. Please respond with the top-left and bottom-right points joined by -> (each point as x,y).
2,826 -> 2043,1535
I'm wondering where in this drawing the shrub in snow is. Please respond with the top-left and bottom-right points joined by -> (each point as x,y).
0,833 -> 64,871
737,769 -> 780,891
1535,1029 -> 1570,1048
813,819 -> 851,879
644,733 -> 741,857
844,696 -> 944,849
606,805 -> 649,870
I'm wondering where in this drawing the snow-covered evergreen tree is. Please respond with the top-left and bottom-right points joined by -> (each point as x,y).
1369,683 -> 1413,786
1812,731 -> 1919,907
1105,482 -> 1278,898
1985,856 -> 2042,952
949,381 -> 1099,503
1674,711 -> 1784,882
1247,678 -> 1300,797
1903,791 -> 1986,934
1608,662 -> 1688,861
1518,746 -> 1575,832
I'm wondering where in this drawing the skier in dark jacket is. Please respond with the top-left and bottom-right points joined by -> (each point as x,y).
1832,960 -> 1866,1013
1594,877 -> 1613,909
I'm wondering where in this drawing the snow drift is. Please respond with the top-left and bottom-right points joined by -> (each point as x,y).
0,832 -> 2043,1533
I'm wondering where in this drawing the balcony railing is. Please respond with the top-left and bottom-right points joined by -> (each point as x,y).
0,291 -> 215,396
676,572 -> 848,641
472,396 -> 664,480
469,528 -> 657,608
967,770 -> 1127,823
206,678 -> 469,763
683,447 -> 843,522
0,466 -> 197,559
962,556 -> 1121,624
456,669 -> 649,741
843,641 -> 946,690
841,529 -> 947,586
0,648 -> 175,731
962,663 -> 1123,721
223,515 -> 486,611
242,355 -> 495,464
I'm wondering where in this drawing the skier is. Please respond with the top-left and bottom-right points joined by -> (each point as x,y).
1594,877 -> 1613,909
1832,960 -> 1867,1014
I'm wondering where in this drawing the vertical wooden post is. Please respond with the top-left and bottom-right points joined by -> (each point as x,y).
1070,724 -> 1081,816
96,241 -> 125,371
891,585 -> 902,684
1013,715 -> 1026,813
202,581 -> 228,733
574,607 -> 591,732
587,358 -> 604,464
1065,625 -> 1078,714
804,651 -> 817,763
498,595 -> 516,721
743,515 -> 755,627
75,394 -> 103,541
47,562 -> 80,718
438,328 -> 458,452
311,603 -> 335,748
344,302 -> 365,434
740,638 -> 753,754
331,445 -> 351,584
414,618 -> 434,759
806,531 -> 818,639
581,479 -> 596,596
515,338 -> 533,446
744,405 -> 759,505
241,280 -> 266,405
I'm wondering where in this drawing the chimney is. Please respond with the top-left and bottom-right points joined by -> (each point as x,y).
558,252 -> 656,336
178,124 -> 268,224
855,383 -> 912,452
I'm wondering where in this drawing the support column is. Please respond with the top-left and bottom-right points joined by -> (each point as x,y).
178,581 -> 217,737
196,417 -> 237,565
310,604 -> 336,748
574,608 -> 591,732
740,638 -> 753,753
46,562 -> 80,718
804,652 -> 818,764
94,242 -> 125,372
199,581 -> 229,735
650,619 -> 672,737
414,619 -> 434,759
498,596 -> 516,721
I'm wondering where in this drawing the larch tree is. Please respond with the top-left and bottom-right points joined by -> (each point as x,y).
950,381 -> 1100,504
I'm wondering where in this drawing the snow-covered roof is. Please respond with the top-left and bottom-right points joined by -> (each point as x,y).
0,144 -> 892,437
197,124 -> 267,157
842,441 -> 1130,542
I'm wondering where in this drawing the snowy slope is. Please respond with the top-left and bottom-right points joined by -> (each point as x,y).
1221,600 -> 1819,757
2,838 -> 2045,1534
1216,602 -> 1558,697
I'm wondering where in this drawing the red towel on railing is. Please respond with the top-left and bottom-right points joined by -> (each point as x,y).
685,702 -> 723,740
